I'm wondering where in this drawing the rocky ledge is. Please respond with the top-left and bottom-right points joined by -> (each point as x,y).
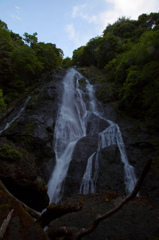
47,193 -> 159,240
1,177 -> 159,240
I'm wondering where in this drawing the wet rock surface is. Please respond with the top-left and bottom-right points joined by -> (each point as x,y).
63,135 -> 99,197
96,145 -> 125,194
0,69 -> 67,210
100,103 -> 159,207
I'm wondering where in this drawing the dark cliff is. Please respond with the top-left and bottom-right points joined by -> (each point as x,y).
0,68 -> 158,239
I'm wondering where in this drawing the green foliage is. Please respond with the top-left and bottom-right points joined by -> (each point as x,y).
0,20 -> 64,104
34,42 -> 63,72
73,12 -> 159,129
0,27 -> 14,89
79,78 -> 86,87
23,32 -> 38,47
72,46 -> 85,67
118,30 -> 159,121
103,17 -> 137,39
0,20 -> 8,30
11,44 -> 43,84
0,89 -> 6,112
62,57 -> 72,68
0,144 -> 22,161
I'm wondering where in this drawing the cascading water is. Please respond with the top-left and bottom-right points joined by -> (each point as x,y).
80,120 -> 137,195
48,68 -> 137,203
0,96 -> 31,135
47,68 -> 87,203
80,84 -> 137,195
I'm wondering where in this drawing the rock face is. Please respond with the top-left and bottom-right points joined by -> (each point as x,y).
0,69 -> 67,210
48,193 -> 159,240
0,67 -> 159,214
63,135 -> 99,197
96,145 -> 125,194
63,140 -> 125,198
0,139 -> 49,211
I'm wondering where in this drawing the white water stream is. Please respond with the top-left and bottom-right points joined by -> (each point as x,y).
48,68 -> 137,203
0,96 -> 31,135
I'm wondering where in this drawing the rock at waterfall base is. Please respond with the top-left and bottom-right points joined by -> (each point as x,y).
48,193 -> 159,240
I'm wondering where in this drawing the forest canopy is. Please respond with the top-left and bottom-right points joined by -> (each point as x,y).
72,12 -> 159,128
0,19 -> 63,107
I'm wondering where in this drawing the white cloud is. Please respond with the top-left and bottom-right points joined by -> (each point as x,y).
101,0 -> 159,27
96,0 -> 159,35
72,3 -> 98,24
65,23 -> 93,48
12,5 -> 21,21
15,5 -> 20,10
65,0 -> 159,54
11,14 -> 21,21
65,24 -> 76,41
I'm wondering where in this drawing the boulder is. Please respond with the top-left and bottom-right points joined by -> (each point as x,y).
0,140 -> 49,211
62,137 -> 125,198
86,112 -> 110,135
96,145 -> 125,194
62,135 -> 98,197
48,193 -> 159,240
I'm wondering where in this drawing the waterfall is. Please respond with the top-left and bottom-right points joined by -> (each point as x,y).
47,68 -> 87,203
48,68 -> 137,203
0,96 -> 31,135
80,86 -> 137,195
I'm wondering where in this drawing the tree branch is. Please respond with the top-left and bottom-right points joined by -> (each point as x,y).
0,180 -> 40,219
0,209 -> 14,240
37,202 -> 83,228
74,157 -> 153,240
46,157 -> 153,240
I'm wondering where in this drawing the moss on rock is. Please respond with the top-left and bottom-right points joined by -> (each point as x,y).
0,144 -> 22,162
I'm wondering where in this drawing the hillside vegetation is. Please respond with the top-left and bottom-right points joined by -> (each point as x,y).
0,13 -> 159,131
71,13 -> 159,131
0,20 -> 63,108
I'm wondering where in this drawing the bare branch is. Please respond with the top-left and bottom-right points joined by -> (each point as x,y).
0,209 -> 14,240
37,202 -> 83,228
0,180 -> 40,219
74,157 -> 153,240
46,157 -> 153,240
47,226 -> 77,239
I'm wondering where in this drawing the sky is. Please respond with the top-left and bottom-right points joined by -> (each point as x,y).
1,0 -> 159,58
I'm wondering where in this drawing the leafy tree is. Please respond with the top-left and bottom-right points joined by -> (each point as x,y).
0,20 -> 8,30
72,46 -> 85,67
23,32 -> 38,48
62,57 -> 72,68
34,42 -> 63,72
10,31 -> 24,47
0,27 -> 14,89
0,89 -> 5,112
117,30 -> 159,120
103,17 -> 137,39
11,44 -> 43,85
